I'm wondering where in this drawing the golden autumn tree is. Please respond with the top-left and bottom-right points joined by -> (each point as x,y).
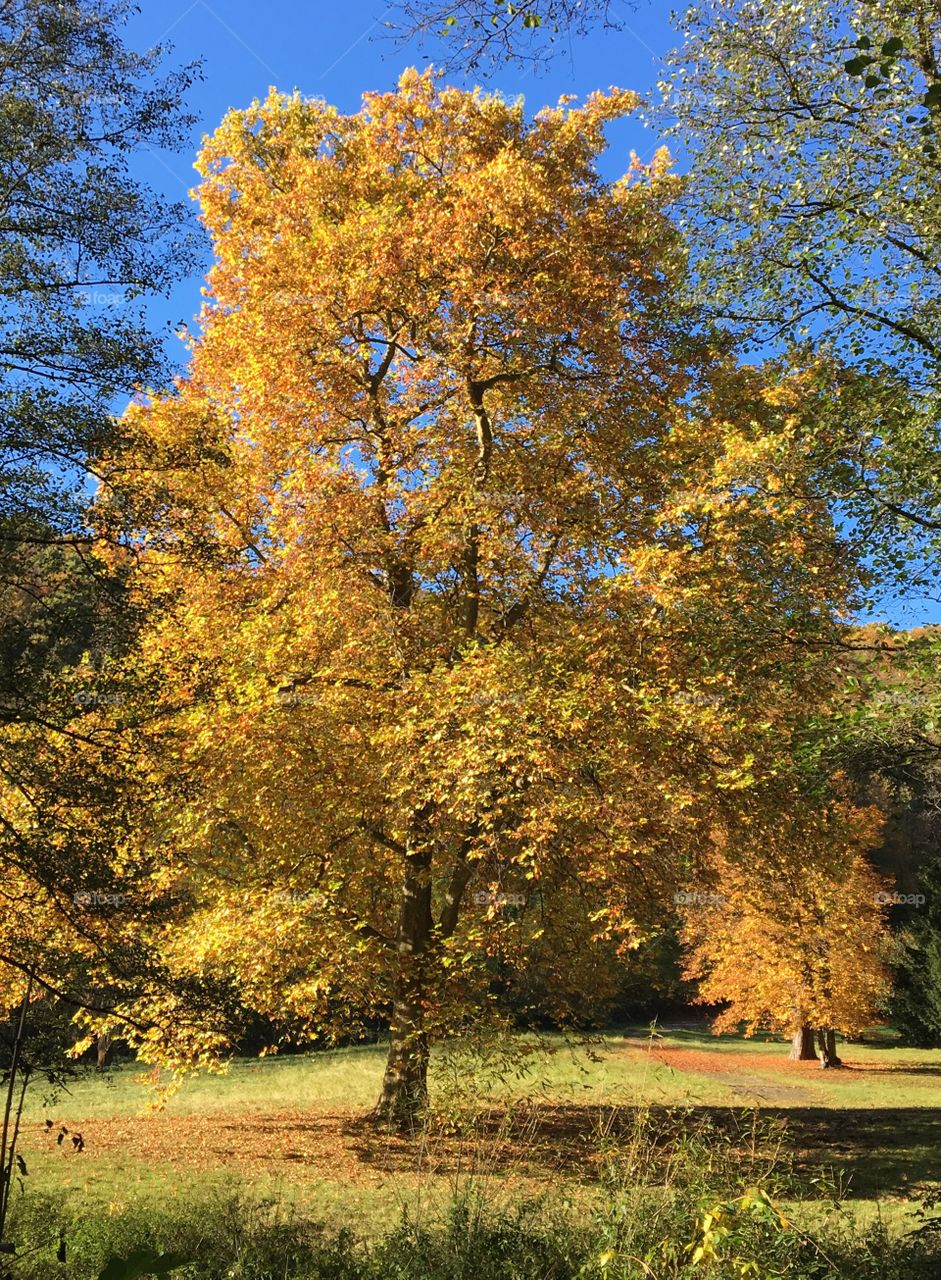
99,70 -> 867,1123
0,540 -> 269,1076
0,672 -> 255,1073
679,798 -> 892,1067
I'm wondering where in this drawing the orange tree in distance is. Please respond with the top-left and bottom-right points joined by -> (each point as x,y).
679,798 -> 892,1066
101,70 -> 867,1124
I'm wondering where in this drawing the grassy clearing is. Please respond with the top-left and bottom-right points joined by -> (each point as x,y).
21,1033 -> 741,1120
12,1025 -> 940,1241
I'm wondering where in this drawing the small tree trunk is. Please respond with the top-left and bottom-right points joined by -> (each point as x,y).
816,1028 -> 842,1069
816,1027 -> 843,1068
96,1031 -> 112,1071
790,1023 -> 816,1060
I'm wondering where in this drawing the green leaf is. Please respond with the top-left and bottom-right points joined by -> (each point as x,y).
98,1250 -> 192,1280
881,37 -> 904,56
844,55 -> 874,75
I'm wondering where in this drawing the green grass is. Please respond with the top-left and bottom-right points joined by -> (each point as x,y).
634,1027 -> 941,1111
20,1036 -> 739,1122
22,1042 -> 387,1119
8,1186 -> 939,1280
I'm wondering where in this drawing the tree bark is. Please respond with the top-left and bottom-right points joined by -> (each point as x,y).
790,1023 -> 817,1060
373,971 -> 429,1128
373,807 -> 434,1128
96,1030 -> 112,1071
816,1027 -> 842,1069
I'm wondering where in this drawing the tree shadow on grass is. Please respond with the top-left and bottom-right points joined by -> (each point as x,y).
767,1105 -> 941,1199
341,1102 -> 941,1200
839,1063 -> 941,1075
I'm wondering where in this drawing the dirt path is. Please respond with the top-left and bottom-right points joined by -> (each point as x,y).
619,1040 -> 820,1104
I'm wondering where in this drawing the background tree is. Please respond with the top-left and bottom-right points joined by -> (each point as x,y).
891,855 -> 941,1047
0,0 -> 208,1133
0,0 -> 201,965
0,0 -> 200,560
661,0 -> 941,590
101,71 -> 869,1124
663,0 -> 941,367
829,623 -> 941,1043
680,798 -> 892,1065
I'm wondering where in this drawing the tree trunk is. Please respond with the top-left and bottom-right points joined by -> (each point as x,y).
790,1023 -> 816,1061
96,1030 -> 112,1071
373,973 -> 429,1128
827,1029 -> 842,1066
373,807 -> 434,1129
816,1028 -> 842,1069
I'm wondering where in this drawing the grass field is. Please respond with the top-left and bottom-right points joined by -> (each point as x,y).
13,1023 -> 941,1243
